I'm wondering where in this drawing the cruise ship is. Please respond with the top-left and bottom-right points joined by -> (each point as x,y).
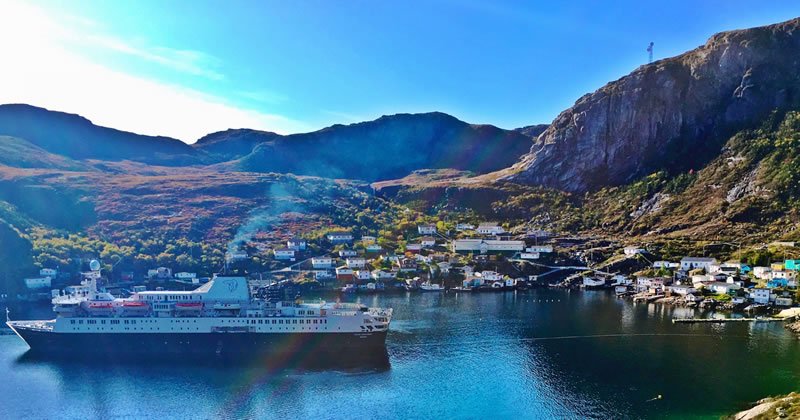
6,261 -> 393,358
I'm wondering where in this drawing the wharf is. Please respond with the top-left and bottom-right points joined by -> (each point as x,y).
672,317 -> 784,324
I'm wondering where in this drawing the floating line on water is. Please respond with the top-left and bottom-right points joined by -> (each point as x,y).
391,333 -> 751,348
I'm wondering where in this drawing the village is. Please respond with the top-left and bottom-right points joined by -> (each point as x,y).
15,220 -> 800,316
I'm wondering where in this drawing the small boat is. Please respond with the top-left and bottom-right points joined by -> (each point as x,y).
419,282 -> 444,292
122,301 -> 148,307
340,284 -> 357,294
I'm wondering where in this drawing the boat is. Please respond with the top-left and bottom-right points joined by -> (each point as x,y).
419,282 -> 444,292
340,284 -> 357,294
6,260 -> 393,358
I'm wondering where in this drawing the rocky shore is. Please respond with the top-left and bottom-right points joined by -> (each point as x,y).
730,393 -> 800,419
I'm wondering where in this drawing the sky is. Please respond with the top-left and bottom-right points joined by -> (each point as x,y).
0,0 -> 797,143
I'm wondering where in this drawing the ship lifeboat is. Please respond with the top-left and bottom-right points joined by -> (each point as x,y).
122,301 -> 149,308
83,301 -> 115,315
175,302 -> 203,311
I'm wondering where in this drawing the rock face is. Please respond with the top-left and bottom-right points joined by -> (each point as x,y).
509,18 -> 800,192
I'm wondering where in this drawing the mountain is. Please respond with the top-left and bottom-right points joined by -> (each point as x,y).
193,128 -> 282,160
0,104 -> 198,165
209,112 -> 533,181
507,17 -> 800,193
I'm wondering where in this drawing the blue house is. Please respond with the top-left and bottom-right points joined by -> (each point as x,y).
785,260 -> 800,271
767,278 -> 789,288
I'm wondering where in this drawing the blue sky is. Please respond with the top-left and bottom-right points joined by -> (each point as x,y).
0,0 -> 797,142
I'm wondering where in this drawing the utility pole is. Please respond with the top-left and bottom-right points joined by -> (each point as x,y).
647,42 -> 654,63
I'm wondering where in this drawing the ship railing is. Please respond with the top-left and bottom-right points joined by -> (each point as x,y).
11,320 -> 55,331
327,310 -> 359,316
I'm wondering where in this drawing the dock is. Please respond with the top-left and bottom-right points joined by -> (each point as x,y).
672,317 -> 785,324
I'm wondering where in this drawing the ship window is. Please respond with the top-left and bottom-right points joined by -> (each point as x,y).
79,320 -> 84,324
70,320 -> 75,324
271,320 -> 276,324
292,320 -> 297,324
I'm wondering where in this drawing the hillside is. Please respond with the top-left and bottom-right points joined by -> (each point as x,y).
507,17 -> 800,193
207,112 -> 534,180
0,104 -> 198,166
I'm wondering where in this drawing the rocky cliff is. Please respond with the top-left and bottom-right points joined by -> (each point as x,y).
508,18 -> 800,192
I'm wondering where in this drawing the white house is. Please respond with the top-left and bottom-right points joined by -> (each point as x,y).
148,267 -> 172,279
526,245 -> 553,253
753,266 -> 772,280
174,272 -> 197,280
624,246 -> 645,256
456,223 -> 474,231
39,268 -> 57,278
691,274 -> 714,284
420,237 -> 436,247
771,270 -> 798,280
653,261 -> 679,269
312,257 -> 334,269
273,248 -> 296,260
338,249 -> 358,258
371,270 -> 396,280
776,297 -> 793,306
476,223 -> 505,235
680,257 -> 718,272
226,250 -> 248,261
354,270 -> 371,281
24,277 -> 51,289
315,270 -> 335,280
360,235 -> 377,244
366,244 -> 383,253
479,271 -> 503,281
668,285 -> 697,296
451,239 -> 524,254
346,257 -> 367,268
418,225 -> 437,235
327,232 -> 354,243
520,252 -> 540,260
286,238 -> 307,251
707,282 -> 740,295
751,288 -> 771,304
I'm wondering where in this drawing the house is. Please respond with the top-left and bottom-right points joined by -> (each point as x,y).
751,288 -> 771,304
451,239 -> 525,254
771,263 -> 785,271
346,257 -> 366,268
311,257 -> 334,269
520,252 -> 540,260
147,267 -> 172,279
226,250 -> 248,261
456,223 -> 474,231
286,238 -> 307,251
624,246 -> 645,256
476,223 -> 505,235
478,271 -> 503,281
583,277 -> 606,288
360,235 -> 377,244
338,249 -> 358,258
335,266 -> 354,280
406,244 -> 423,253
786,260 -> 800,271
437,262 -> 452,274
315,270 -> 335,281
685,293 -> 703,303
767,278 -> 789,288
327,232 -> 354,244
707,282 -> 740,295
365,244 -> 383,254
371,270 -> 396,280
273,248 -> 296,260
398,258 -> 418,272
526,245 -> 553,253
24,277 -> 51,289
526,229 -> 552,238
174,272 -> 197,280
653,261 -> 679,269
771,270 -> 798,281
680,257 -> 718,272
636,277 -> 666,293
753,266 -> 772,280
354,270 -> 372,281
668,285 -> 697,296
418,225 -> 437,235
420,237 -> 436,247
776,297 -> 793,306
39,268 -> 57,278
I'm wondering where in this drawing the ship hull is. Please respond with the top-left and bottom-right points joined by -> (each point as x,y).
10,325 -> 388,360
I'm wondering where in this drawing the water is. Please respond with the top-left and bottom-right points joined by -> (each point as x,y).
2,289 -> 800,419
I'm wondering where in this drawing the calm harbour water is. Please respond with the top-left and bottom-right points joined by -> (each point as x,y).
2,289 -> 800,419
